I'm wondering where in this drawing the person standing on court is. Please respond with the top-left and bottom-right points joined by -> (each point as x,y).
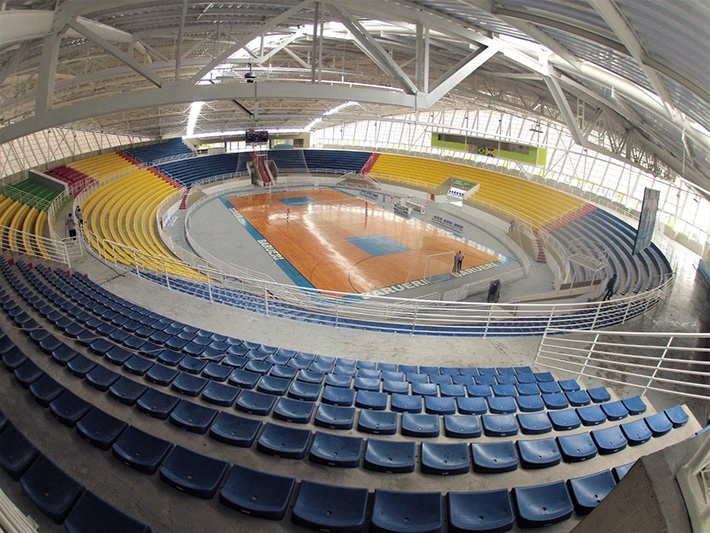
457,250 -> 464,273
453,251 -> 459,273
603,274 -> 617,300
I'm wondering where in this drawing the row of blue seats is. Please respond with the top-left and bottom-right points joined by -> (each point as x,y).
124,138 -> 192,165
0,414 -> 150,532
267,149 -> 372,174
1,324 -> 656,445
13,258 -> 566,373
0,345 -> 662,531
156,153 -> 246,187
0,409 -> 634,531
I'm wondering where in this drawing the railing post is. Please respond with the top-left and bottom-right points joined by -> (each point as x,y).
263,286 -> 269,317
643,336 -> 673,397
579,333 -> 599,378
590,301 -> 602,330
483,305 -> 493,338
411,303 -> 418,336
206,271 -> 213,303
164,261 -> 170,290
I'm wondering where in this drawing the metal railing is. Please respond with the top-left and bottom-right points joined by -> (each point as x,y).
678,431 -> 710,533
534,328 -> 710,400
0,223 -> 75,266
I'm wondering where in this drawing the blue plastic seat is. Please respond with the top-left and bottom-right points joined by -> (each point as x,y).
577,404 -> 607,426
355,390 -> 388,410
401,413 -> 440,437
64,490 -> 150,533
358,409 -> 398,435
287,380 -> 322,402
516,394 -> 545,412
474,375 -> 497,386
466,384 -> 492,398
491,384 -> 516,397
601,400 -> 629,421
228,369 -> 261,389
558,379 -> 580,392
382,370 -> 405,381
219,464 -> 296,520
517,438 -> 561,469
257,375 -> 291,396
371,489 -> 442,533
481,414 -> 519,437
308,362 -> 332,374
456,396 -> 487,415
391,393 -> 422,413
538,381 -> 561,394
513,481 -> 573,528
2,346 -> 27,371
169,399 -> 218,434
135,388 -> 179,419
534,371 -> 555,382
592,426 -> 628,454
383,380 -> 410,394
314,404 -> 356,430
517,412 -> 552,435
76,407 -> 127,450
105,345 -> 132,365
257,422 -> 311,459
209,412 -> 261,447
235,389 -> 277,415
548,409 -> 582,431
0,424 -> 39,480
425,396 -> 457,415
471,441 -> 518,473
444,414 -> 482,438
291,480 -> 368,532
358,368 -> 381,379
20,454 -> 84,523
112,425 -> 173,474
411,382 -> 438,396
665,405 -> 689,427
309,432 -> 363,468
273,397 -> 315,424
49,390 -> 91,427
620,418 -> 653,446
542,392 -> 569,410
29,374 -> 65,407
588,386 -> 611,403
645,412 -> 673,436
171,372 -> 208,397
439,383 -> 466,397
324,373 -> 352,388
421,442 -> 470,475
429,374 -> 451,385
157,348 -> 185,366
622,395 -> 647,415
364,439 -> 416,473
85,365 -> 120,391
568,470 -> 617,515
66,354 -> 97,378
516,383 -> 540,396
321,386 -> 355,406
407,373 -> 428,383
15,360 -> 44,387
201,362 -> 233,381
123,354 -> 154,376
108,376 -> 147,405
557,432 -> 597,462
515,372 -> 536,384
145,363 -> 179,386
447,489 -> 514,533
566,390 -> 591,407
159,445 -> 228,499
270,364 -> 298,379
495,374 -> 518,385
487,396 -> 517,414
201,381 -> 240,406
613,461 -> 636,482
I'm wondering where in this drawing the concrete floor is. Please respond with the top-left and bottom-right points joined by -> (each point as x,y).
0,193 -> 708,532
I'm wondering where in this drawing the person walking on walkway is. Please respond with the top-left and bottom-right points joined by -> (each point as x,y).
603,274 -> 617,300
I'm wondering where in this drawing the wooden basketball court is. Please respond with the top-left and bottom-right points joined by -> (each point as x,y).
227,188 -> 505,294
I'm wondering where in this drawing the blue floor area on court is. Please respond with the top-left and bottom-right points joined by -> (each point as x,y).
346,235 -> 412,257
279,197 -> 317,207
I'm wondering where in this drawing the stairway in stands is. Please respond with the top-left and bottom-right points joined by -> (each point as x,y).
250,153 -> 273,186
